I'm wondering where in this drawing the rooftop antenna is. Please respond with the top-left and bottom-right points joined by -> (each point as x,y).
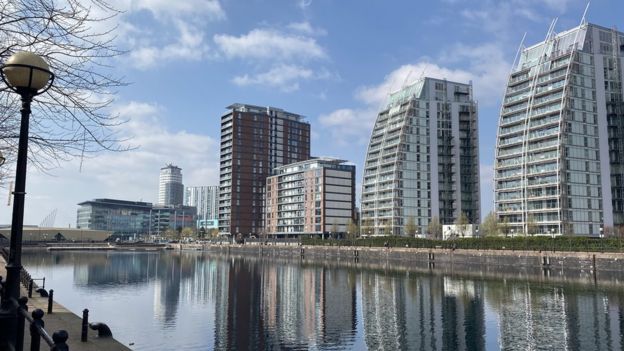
580,2 -> 590,26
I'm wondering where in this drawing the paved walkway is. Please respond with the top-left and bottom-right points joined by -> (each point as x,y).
1,257 -> 131,350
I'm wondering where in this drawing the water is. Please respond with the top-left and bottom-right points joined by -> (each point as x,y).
21,250 -> 624,350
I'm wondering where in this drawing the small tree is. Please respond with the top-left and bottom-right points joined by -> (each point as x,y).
198,227 -> 207,238
499,217 -> 510,237
455,212 -> 470,238
526,215 -> 538,236
480,212 -> 500,237
330,220 -> 339,238
405,216 -> 417,237
347,219 -> 359,239
209,228 -> 219,238
383,221 -> 393,236
427,217 -> 442,239
181,227 -> 194,239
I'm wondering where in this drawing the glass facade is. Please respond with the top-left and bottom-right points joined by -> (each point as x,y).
494,23 -> 624,236
361,78 -> 480,236
76,199 -> 152,236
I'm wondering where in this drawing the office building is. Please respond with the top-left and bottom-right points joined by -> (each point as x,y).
361,77 -> 480,236
76,198 -> 152,236
265,157 -> 355,236
158,164 -> 184,206
150,205 -> 197,236
494,23 -> 624,235
185,185 -> 219,224
218,104 -> 310,236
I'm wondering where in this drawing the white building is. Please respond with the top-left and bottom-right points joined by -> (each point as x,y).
361,77 -> 480,236
494,22 -> 624,236
158,164 -> 183,206
185,185 -> 219,224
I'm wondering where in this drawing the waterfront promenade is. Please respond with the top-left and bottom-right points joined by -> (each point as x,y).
0,256 -> 130,350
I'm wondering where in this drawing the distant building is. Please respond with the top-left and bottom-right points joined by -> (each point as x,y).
265,157 -> 355,237
150,205 -> 197,236
218,103 -> 311,237
158,164 -> 184,206
76,199 -> 152,236
361,77 -> 481,236
185,185 -> 219,224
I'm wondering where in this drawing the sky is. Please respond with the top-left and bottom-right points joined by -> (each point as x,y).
1,0 -> 624,228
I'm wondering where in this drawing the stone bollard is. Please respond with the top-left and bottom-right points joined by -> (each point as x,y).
82,309 -> 89,342
48,289 -> 54,314
51,330 -> 69,351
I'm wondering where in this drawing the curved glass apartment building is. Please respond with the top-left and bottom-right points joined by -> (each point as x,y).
361,78 -> 480,236
494,23 -> 624,236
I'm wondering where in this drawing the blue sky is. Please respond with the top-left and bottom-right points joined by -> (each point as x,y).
2,0 -> 623,227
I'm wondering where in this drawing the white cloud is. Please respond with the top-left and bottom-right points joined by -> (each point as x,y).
287,21 -> 327,36
232,64 -> 333,92
318,42 -> 509,146
120,0 -> 225,20
318,108 -> 378,145
298,0 -> 313,9
130,22 -> 210,69
2,101 -> 218,227
214,29 -> 327,61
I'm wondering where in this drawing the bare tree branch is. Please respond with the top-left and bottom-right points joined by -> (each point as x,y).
0,0 -> 130,182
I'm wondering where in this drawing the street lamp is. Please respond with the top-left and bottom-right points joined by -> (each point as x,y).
0,52 -> 54,347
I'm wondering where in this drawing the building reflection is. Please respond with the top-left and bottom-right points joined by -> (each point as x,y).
21,251 -> 624,350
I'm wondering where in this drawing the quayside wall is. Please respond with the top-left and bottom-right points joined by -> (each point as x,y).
197,244 -> 624,288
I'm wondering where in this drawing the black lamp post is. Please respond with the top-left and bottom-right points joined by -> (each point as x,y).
0,51 -> 54,347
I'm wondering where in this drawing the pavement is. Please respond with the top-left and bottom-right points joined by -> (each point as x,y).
1,256 -> 131,350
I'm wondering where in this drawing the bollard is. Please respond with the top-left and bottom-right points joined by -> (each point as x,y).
42,277 -> 45,289
28,279 -> 33,298
17,296 -> 28,350
48,289 -> 54,314
81,309 -> 89,342
51,330 -> 69,351
31,309 -> 45,351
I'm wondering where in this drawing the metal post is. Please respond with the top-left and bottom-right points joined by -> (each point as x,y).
28,280 -> 33,298
81,309 -> 89,342
3,93 -> 32,303
16,296 -> 27,351
47,290 -> 53,314
1,92 -> 34,350
30,309 -> 45,351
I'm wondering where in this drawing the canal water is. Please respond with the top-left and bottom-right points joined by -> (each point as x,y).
22,250 -> 624,350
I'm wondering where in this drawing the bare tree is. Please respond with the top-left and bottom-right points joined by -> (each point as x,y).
427,216 -> 442,239
1,0 -> 128,176
404,216 -> 417,237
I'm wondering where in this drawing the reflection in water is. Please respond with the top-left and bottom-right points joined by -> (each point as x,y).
22,251 -> 624,350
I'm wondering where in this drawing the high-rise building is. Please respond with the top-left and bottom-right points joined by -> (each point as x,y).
185,185 -> 219,222
158,164 -> 184,206
76,198 -> 152,236
265,157 -> 355,236
218,104 -> 311,236
494,23 -> 624,236
361,77 -> 480,236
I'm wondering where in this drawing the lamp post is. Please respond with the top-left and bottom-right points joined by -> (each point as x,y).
0,52 -> 54,347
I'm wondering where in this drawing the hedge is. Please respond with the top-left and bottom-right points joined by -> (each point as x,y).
300,236 -> 624,253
